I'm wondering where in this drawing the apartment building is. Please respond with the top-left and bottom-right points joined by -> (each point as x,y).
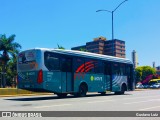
71,37 -> 126,58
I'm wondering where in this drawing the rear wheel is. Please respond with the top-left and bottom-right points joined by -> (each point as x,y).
57,93 -> 67,98
115,84 -> 126,95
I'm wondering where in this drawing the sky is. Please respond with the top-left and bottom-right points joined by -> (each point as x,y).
0,0 -> 160,67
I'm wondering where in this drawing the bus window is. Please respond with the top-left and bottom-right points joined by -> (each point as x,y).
74,58 -> 85,73
44,52 -> 60,71
104,62 -> 112,75
18,50 -> 37,71
113,63 -> 120,75
85,59 -> 95,73
95,61 -> 104,74
126,65 -> 131,77
61,58 -> 72,72
120,64 -> 125,75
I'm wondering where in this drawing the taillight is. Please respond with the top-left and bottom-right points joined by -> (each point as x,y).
37,69 -> 43,84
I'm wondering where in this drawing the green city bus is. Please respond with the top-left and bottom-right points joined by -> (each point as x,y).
17,48 -> 134,97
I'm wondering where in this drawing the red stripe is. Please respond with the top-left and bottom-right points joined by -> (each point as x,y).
85,64 -> 94,70
80,63 -> 92,72
76,64 -> 84,73
75,61 -> 94,80
85,66 -> 94,72
76,61 -> 93,73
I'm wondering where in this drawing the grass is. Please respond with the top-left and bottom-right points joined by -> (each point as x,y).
0,88 -> 51,96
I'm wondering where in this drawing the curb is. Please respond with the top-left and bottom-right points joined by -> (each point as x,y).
0,93 -> 53,97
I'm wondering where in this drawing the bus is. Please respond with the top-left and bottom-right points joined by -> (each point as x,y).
17,48 -> 134,97
149,79 -> 160,85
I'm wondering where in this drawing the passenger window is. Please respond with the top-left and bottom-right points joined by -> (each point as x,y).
113,63 -> 120,75
61,58 -> 72,72
44,52 -> 60,71
95,61 -> 104,74
74,58 -> 85,73
120,64 -> 125,75
46,56 -> 60,71
104,62 -> 112,75
85,59 -> 95,73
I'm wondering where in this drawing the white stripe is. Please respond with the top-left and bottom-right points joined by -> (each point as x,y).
123,95 -> 160,100
88,100 -> 114,103
34,104 -> 71,108
139,106 -> 160,111
124,99 -> 156,105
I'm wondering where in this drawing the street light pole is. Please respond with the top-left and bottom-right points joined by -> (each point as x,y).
96,0 -> 128,40
112,11 -> 114,40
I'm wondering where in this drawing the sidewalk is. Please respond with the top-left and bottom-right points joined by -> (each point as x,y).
0,88 -> 53,97
0,88 -> 156,97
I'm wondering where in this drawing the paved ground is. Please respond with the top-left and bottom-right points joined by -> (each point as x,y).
0,89 -> 160,120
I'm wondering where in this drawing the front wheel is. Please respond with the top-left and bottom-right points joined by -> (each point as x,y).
78,84 -> 87,97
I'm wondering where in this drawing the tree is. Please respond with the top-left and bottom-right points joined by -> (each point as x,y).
79,48 -> 88,52
57,44 -> 65,50
135,66 -> 156,83
0,34 -> 21,87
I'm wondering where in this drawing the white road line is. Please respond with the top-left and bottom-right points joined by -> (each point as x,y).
34,104 -> 71,108
124,100 -> 155,105
139,106 -> 160,111
87,100 -> 114,104
122,95 -> 160,100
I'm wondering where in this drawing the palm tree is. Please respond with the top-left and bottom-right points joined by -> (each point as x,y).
57,44 -> 65,49
0,34 -> 21,88
79,48 -> 88,52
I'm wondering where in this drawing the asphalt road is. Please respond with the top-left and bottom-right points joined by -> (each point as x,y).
0,90 -> 160,120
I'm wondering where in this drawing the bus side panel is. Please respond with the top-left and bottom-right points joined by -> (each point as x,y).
44,71 -> 62,93
44,71 -> 73,93
61,72 -> 67,93
105,75 -> 111,91
112,75 -> 127,92
66,72 -> 72,92
74,73 -> 106,92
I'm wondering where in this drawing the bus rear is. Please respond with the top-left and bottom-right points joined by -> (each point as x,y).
17,49 -> 44,91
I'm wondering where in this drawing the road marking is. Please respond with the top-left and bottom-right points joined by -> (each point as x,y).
34,104 -> 71,108
87,100 -> 114,104
139,106 -> 160,111
124,100 -> 155,105
122,95 -> 160,100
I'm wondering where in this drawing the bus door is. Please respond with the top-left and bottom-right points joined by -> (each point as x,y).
61,57 -> 73,92
126,65 -> 134,90
104,62 -> 112,91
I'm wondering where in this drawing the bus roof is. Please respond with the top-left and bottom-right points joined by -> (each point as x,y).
20,48 -> 133,64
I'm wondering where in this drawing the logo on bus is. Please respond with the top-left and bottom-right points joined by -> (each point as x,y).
90,76 -> 103,81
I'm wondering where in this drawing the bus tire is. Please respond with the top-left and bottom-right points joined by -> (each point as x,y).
78,84 -> 87,97
115,84 -> 127,95
100,92 -> 106,95
57,93 -> 67,98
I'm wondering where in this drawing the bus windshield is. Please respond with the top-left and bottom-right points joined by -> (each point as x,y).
18,50 -> 38,71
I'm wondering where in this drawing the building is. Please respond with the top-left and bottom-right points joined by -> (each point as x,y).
131,50 -> 138,69
156,66 -> 160,70
156,66 -> 160,75
153,62 -> 156,69
104,39 -> 125,58
71,37 -> 126,58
